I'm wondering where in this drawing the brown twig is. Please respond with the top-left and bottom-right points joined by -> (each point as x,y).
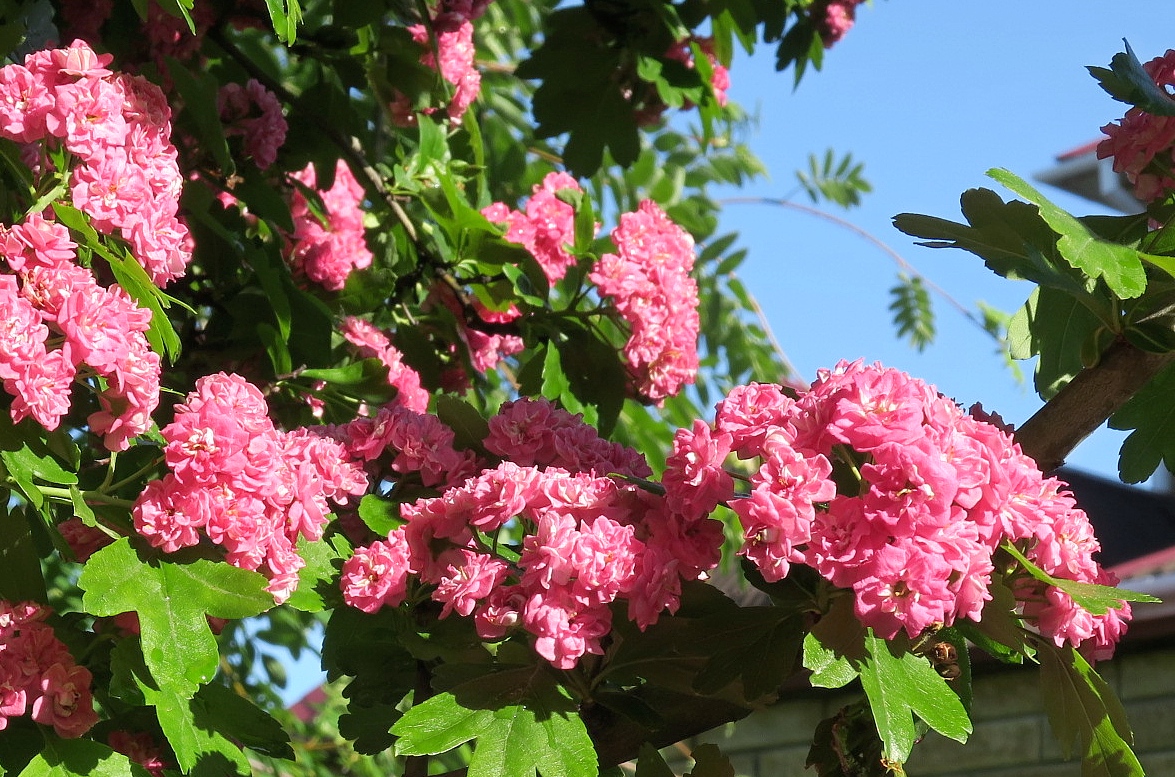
1014,338 -> 1175,472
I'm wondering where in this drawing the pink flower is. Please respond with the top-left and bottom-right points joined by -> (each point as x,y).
219,79 -> 287,169
522,589 -> 611,670
340,531 -> 413,613
482,172 -> 585,284
340,316 -> 431,412
392,13 -> 481,123
662,420 -> 734,520
286,161 -> 373,291
1097,50 -> 1175,202
30,662 -> 98,738
589,200 -> 700,402
136,373 -> 369,600
814,0 -> 863,47
433,549 -> 511,617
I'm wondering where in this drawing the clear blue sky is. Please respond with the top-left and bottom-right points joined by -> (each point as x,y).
716,0 -> 1175,483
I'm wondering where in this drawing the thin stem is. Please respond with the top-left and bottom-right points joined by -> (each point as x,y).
719,196 -> 996,343
37,485 -> 136,511
106,455 -> 166,494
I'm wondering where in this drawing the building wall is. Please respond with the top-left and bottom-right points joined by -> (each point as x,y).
672,642 -> 1175,777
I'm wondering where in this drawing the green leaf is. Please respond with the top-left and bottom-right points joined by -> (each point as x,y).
894,188 -> 1101,303
1037,641 -> 1144,776
691,607 -> 803,702
286,533 -> 342,612
988,169 -> 1146,299
635,743 -> 675,777
0,499 -> 47,603
1088,40 -> 1175,117
1110,360 -> 1175,482
358,494 -> 403,536
554,326 -> 628,437
888,273 -> 935,351
1007,286 -> 1105,399
194,683 -> 294,760
264,0 -> 303,44
796,149 -> 872,208
99,244 -> 182,362
1001,542 -> 1159,613
138,684 -> 252,774
79,539 -> 272,698
392,667 -> 596,777
540,345 -> 570,403
516,8 -> 640,176
436,394 -> 490,451
17,737 -> 151,777
684,743 -> 735,777
857,631 -> 972,765
802,632 -> 858,689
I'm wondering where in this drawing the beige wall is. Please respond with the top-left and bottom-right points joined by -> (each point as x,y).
670,643 -> 1175,777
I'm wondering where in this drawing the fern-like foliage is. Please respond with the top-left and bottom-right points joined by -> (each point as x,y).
796,149 -> 872,208
889,272 -> 935,351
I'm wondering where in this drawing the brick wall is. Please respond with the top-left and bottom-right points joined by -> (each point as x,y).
670,642 -> 1175,777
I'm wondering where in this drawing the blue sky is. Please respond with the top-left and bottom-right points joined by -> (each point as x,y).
716,0 -> 1175,483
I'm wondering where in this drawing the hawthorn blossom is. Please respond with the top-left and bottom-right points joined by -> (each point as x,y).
133,373 -> 369,601
391,11 -> 481,123
0,216 -> 161,446
340,531 -> 414,613
482,172 -> 586,284
674,360 -> 1134,654
1097,49 -> 1175,202
218,79 -> 287,169
0,40 -> 192,289
589,200 -> 700,402
339,316 -> 431,412
108,731 -> 169,777
814,0 -> 864,47
0,601 -> 98,738
286,161 -> 373,291
340,406 -> 705,669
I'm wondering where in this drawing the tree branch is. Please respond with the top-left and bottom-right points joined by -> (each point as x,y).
1014,338 -> 1175,472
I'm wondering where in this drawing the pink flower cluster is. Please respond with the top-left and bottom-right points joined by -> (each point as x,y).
1097,50 -> 1175,203
482,172 -> 585,285
679,362 -> 1129,657
485,397 -> 652,478
329,401 -> 480,490
132,373 -> 369,601
589,200 -> 700,402
286,160 -> 373,291
665,37 -> 731,108
0,212 -> 160,449
392,1 -> 486,124
0,40 -> 193,286
340,316 -> 431,413
218,79 -> 287,170
340,396 -> 723,668
814,0 -> 864,47
0,601 -> 98,738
